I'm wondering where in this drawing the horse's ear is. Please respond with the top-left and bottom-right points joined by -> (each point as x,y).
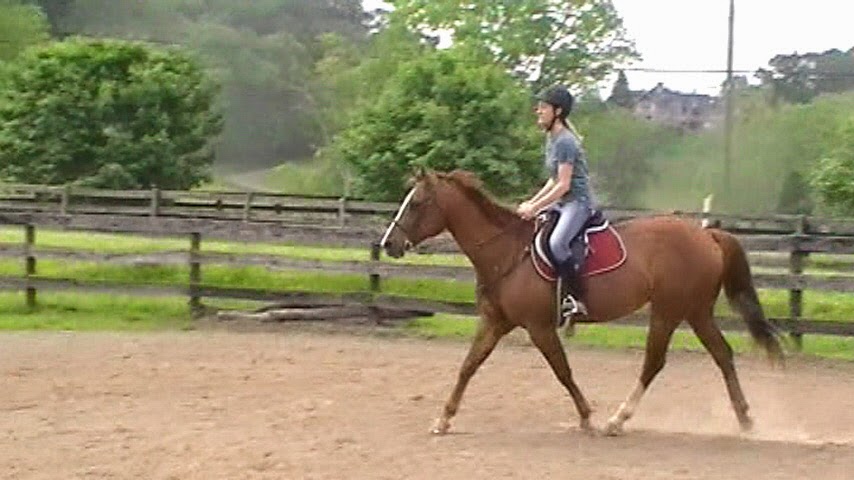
405,165 -> 425,187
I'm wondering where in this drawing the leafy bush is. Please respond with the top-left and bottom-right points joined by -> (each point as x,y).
810,116 -> 854,214
0,38 -> 223,189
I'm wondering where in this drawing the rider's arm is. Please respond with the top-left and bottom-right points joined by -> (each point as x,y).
529,163 -> 572,213
527,178 -> 555,205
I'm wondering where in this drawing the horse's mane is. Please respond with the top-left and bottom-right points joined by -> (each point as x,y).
436,170 -> 523,227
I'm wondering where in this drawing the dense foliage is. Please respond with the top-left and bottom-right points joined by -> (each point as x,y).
811,116 -> 854,214
387,0 -> 638,90
0,39 -> 222,189
327,47 -> 541,201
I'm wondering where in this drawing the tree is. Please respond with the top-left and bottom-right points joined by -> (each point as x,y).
576,108 -> 681,206
24,0 -> 74,36
387,0 -> 639,90
777,171 -> 813,214
607,70 -> 633,108
327,47 -> 542,201
757,48 -> 854,105
810,116 -> 854,214
0,0 -> 49,61
55,0 -> 370,168
0,38 -> 223,189
313,22 -> 428,139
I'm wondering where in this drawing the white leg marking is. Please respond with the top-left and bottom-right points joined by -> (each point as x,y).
606,381 -> 646,434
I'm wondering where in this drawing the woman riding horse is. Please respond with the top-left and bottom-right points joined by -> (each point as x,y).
381,169 -> 784,436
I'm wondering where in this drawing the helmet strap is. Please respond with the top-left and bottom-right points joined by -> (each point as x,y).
545,106 -> 562,132
547,108 -> 568,133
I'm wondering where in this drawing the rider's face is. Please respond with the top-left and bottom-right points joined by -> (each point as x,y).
535,101 -> 556,130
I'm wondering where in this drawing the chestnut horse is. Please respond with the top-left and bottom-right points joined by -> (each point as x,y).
380,170 -> 784,436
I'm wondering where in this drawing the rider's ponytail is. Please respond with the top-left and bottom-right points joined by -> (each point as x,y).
565,119 -> 584,141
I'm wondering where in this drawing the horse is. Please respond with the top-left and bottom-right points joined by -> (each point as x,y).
380,169 -> 784,436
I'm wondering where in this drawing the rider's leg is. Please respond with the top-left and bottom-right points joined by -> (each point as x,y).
548,201 -> 591,318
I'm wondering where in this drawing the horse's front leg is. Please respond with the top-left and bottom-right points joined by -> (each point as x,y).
432,317 -> 508,435
527,324 -> 594,432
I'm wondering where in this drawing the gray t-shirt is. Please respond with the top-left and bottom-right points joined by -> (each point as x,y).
545,129 -> 594,205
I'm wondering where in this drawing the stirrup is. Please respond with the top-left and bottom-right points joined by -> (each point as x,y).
555,278 -> 586,330
560,293 -> 588,318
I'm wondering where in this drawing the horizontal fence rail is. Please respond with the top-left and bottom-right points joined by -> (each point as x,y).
4,182 -> 854,234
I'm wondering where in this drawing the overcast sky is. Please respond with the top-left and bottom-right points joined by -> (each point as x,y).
362,0 -> 854,95
611,0 -> 854,95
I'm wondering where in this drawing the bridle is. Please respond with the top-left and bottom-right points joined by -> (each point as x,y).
382,180 -> 530,295
380,184 -> 436,249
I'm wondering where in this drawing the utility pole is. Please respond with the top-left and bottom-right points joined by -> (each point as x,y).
724,0 -> 735,196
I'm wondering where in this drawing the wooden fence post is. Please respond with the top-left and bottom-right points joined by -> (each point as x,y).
788,215 -> 808,349
24,224 -> 36,309
370,242 -> 381,292
700,194 -> 713,228
243,192 -> 255,222
150,187 -> 161,217
60,185 -> 71,215
189,232 -> 202,315
338,196 -> 348,227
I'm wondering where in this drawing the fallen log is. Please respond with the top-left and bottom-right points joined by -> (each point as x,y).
216,304 -> 432,322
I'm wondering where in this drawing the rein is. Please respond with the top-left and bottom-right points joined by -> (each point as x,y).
472,216 -> 533,297
473,216 -> 527,249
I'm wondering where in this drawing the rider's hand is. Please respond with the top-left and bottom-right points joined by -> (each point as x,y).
517,202 -> 535,220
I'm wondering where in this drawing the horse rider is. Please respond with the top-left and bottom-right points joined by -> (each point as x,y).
516,84 -> 596,322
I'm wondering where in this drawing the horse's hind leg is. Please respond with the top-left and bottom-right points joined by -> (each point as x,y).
604,310 -> 678,436
432,318 -> 510,435
527,323 -> 593,431
688,307 -> 753,431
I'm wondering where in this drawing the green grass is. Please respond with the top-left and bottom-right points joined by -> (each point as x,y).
0,292 -> 191,331
3,291 -> 850,362
406,314 -> 854,361
0,258 -> 476,303
263,158 -> 347,196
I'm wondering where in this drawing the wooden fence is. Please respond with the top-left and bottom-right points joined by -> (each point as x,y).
1,184 -> 854,343
1,223 -> 853,342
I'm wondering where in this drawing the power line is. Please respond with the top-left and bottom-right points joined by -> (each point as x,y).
3,38 -> 854,78
618,67 -> 854,78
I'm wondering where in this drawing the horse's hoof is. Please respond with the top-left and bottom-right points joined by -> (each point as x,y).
579,418 -> 594,433
739,416 -> 754,432
603,420 -> 625,437
563,323 -> 576,338
431,418 -> 451,435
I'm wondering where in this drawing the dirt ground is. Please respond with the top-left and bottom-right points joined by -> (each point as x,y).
2,323 -> 854,480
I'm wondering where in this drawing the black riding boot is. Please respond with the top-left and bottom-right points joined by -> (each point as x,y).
556,262 -> 588,329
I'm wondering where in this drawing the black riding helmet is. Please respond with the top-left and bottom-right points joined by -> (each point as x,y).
536,85 -> 574,123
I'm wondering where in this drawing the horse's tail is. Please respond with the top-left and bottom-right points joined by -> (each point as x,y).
709,229 -> 785,364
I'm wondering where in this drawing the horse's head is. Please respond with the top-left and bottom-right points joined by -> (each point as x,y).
380,170 -> 448,258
